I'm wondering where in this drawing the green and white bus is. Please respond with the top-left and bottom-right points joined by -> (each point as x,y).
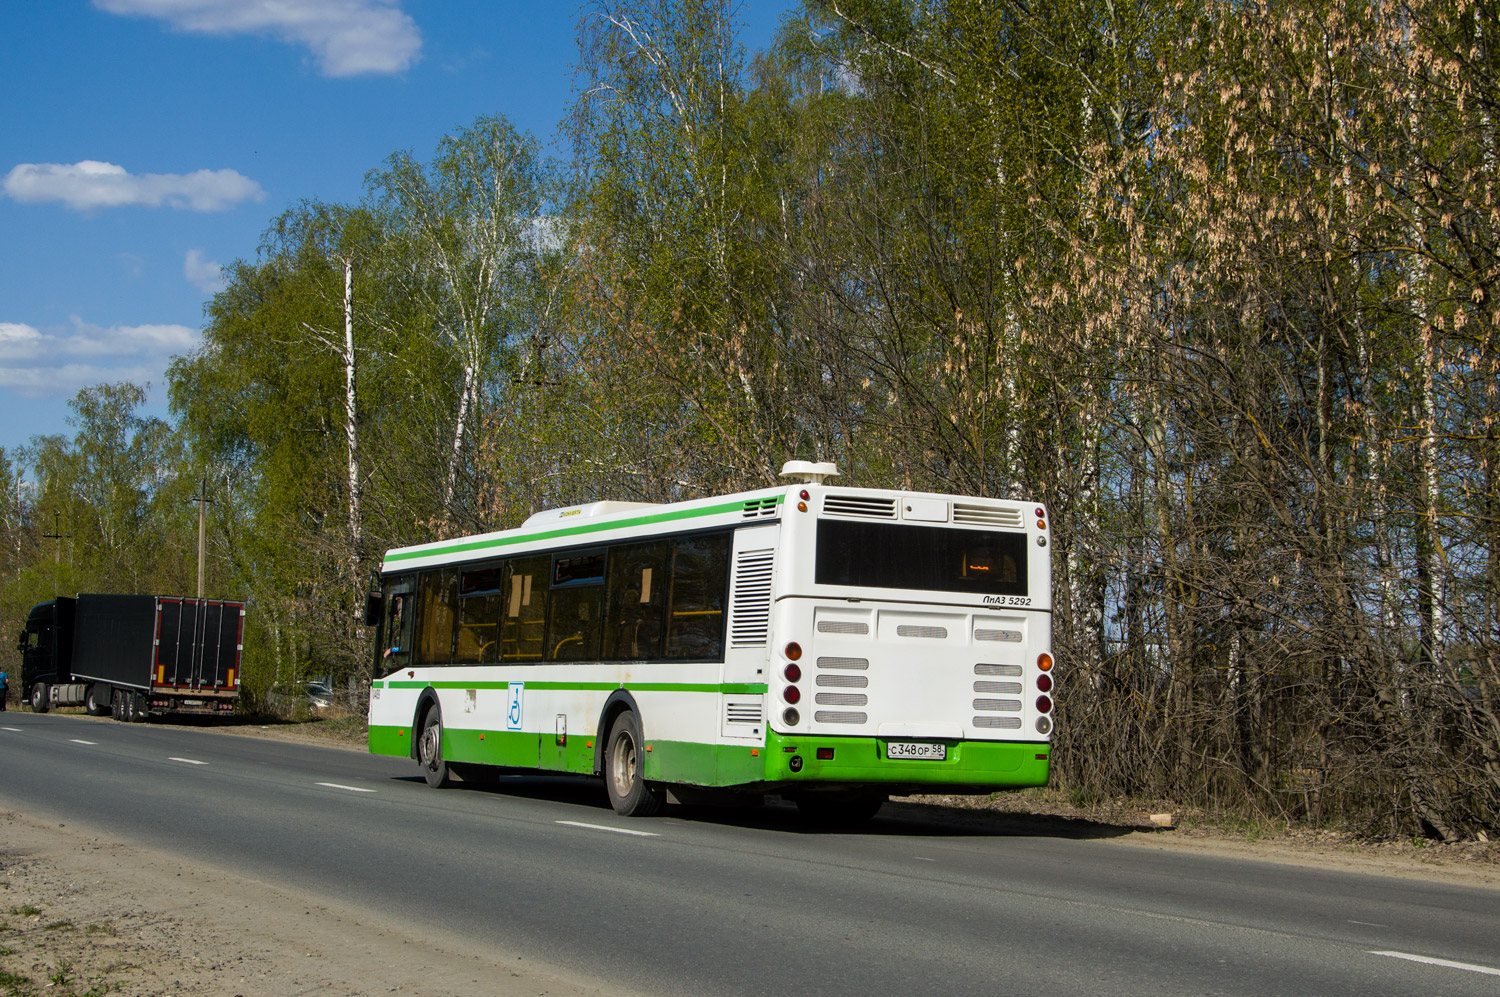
365,462 -> 1055,820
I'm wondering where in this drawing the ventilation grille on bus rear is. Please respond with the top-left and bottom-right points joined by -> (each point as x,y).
953,503 -> 1024,528
725,701 -> 763,725
742,497 -> 779,518
816,673 -> 868,688
975,663 -> 1022,677
973,716 -> 1023,729
974,698 -> 1023,712
974,681 -> 1022,694
815,692 -> 868,707
729,549 -> 774,647
817,656 -> 870,670
975,628 -> 1022,642
822,494 -> 897,519
897,625 -> 948,639
817,620 -> 869,635
815,711 -> 868,724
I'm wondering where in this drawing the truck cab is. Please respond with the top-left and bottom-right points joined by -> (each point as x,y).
18,597 -> 74,712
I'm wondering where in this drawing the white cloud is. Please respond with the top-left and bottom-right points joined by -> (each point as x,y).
3,161 -> 265,213
95,0 -> 422,77
0,317 -> 200,399
184,249 -> 227,294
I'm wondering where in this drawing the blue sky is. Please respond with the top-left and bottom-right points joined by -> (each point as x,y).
0,0 -> 793,456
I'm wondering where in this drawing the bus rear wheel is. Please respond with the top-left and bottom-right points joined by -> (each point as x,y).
417,707 -> 450,788
604,711 -> 664,817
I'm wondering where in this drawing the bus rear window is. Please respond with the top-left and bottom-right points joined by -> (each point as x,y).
815,520 -> 1028,596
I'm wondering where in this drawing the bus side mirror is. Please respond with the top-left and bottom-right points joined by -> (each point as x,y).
362,593 -> 383,627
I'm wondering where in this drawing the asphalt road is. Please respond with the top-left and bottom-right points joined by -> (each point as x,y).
1,711 -> 1496,996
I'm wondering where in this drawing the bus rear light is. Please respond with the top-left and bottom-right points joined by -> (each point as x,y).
817,748 -> 834,760
1036,695 -> 1053,713
783,707 -> 800,726
1034,507 -> 1045,518
1037,519 -> 1047,530
797,501 -> 808,512
1037,653 -> 1053,672
784,685 -> 802,705
784,662 -> 802,683
1037,673 -> 1053,692
1036,716 -> 1053,735
800,489 -> 810,500
785,642 -> 803,661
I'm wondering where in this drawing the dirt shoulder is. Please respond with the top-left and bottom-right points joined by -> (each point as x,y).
0,804 -> 630,997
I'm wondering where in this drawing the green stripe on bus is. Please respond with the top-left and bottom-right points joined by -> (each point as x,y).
381,680 -> 767,695
383,495 -> 782,566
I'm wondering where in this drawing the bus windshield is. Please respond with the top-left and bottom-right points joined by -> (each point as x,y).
814,519 -> 1028,596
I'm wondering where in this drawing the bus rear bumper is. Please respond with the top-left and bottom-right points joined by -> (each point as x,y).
755,730 -> 1050,792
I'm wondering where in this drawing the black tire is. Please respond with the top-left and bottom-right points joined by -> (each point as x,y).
416,705 -> 451,788
85,684 -> 111,717
122,691 -> 136,722
131,692 -> 149,723
112,688 -> 124,721
604,711 -> 665,817
30,683 -> 50,714
794,792 -> 886,827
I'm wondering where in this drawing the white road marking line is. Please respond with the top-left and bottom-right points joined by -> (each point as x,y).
2,727 -> 21,732
1370,951 -> 1500,977
914,857 -> 936,862
315,782 -> 375,793
556,820 -> 659,837
1348,920 -> 1388,927
69,739 -> 97,745
169,757 -> 208,765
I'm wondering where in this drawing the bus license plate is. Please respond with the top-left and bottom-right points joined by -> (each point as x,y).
887,742 -> 946,760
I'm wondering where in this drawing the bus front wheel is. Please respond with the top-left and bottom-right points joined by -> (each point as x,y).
417,706 -> 451,788
604,711 -> 665,817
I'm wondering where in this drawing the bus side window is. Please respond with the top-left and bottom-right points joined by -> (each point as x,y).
603,541 -> 666,661
415,569 -> 458,665
502,555 -> 548,662
665,533 -> 730,660
456,563 -> 503,664
548,550 -> 604,662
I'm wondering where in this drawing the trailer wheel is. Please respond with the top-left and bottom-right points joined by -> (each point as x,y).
417,706 -> 451,788
85,684 -> 111,717
30,683 -> 50,714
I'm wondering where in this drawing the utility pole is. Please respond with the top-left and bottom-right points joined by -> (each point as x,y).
194,479 -> 211,599
42,511 -> 69,596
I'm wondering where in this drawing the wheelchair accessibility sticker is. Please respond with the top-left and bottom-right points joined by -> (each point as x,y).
506,682 -> 524,731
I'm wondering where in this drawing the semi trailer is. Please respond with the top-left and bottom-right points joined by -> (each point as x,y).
19,594 -> 245,721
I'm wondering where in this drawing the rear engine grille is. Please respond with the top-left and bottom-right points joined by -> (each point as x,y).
817,656 -> 870,670
974,681 -> 1022,694
975,663 -> 1023,677
815,692 -> 868,707
823,494 -> 897,519
975,628 -> 1022,642
973,698 -> 1022,712
953,503 -> 1024,528
815,711 -> 868,724
897,625 -> 948,639
725,701 -> 763,725
817,620 -> 869,635
728,549 -> 774,647
973,716 -> 1023,729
